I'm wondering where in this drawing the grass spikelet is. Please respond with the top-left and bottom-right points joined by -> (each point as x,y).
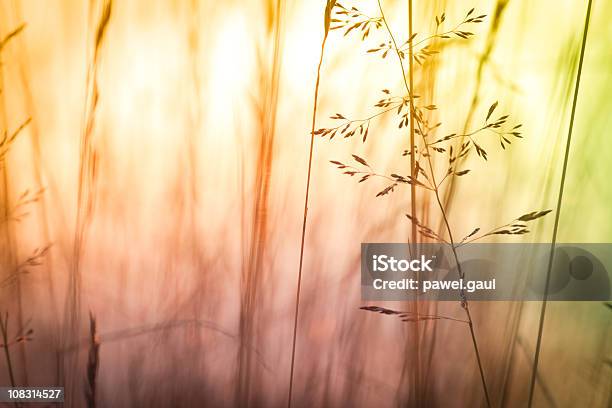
0,24 -> 26,53
84,312 -> 100,408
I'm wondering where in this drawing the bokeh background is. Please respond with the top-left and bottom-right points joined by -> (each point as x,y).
0,0 -> 610,406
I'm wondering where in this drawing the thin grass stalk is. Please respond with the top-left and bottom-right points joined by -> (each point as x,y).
407,2 -> 417,247
287,2 -> 334,407
376,1 -> 491,405
527,0 -> 593,406
407,0 -> 421,405
66,0 -> 112,399
433,182 -> 491,407
516,337 -> 557,407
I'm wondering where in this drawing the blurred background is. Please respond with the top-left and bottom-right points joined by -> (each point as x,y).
0,0 -> 610,406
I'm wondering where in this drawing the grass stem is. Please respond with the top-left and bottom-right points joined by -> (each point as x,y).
288,2 -> 333,406
407,0 -> 420,405
527,0 -> 593,405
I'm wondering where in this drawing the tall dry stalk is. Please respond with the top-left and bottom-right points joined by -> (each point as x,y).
406,0 -> 421,404
407,3 -> 417,246
527,0 -> 593,405
71,0 -> 112,316
288,1 -> 335,407
66,0 -> 112,399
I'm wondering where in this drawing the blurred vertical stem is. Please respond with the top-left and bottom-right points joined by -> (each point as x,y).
237,0 -> 284,404
67,0 -> 112,399
408,3 -> 417,246
527,0 -> 593,406
438,0 -> 509,226
288,2 -> 335,407
407,0 -> 421,406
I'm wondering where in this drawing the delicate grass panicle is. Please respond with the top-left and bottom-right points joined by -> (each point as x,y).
317,1 -> 552,406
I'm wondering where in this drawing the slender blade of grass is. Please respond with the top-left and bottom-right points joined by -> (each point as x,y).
287,2 -> 334,407
527,0 -> 593,406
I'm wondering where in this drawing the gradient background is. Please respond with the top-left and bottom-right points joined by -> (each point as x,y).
0,0 -> 610,406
